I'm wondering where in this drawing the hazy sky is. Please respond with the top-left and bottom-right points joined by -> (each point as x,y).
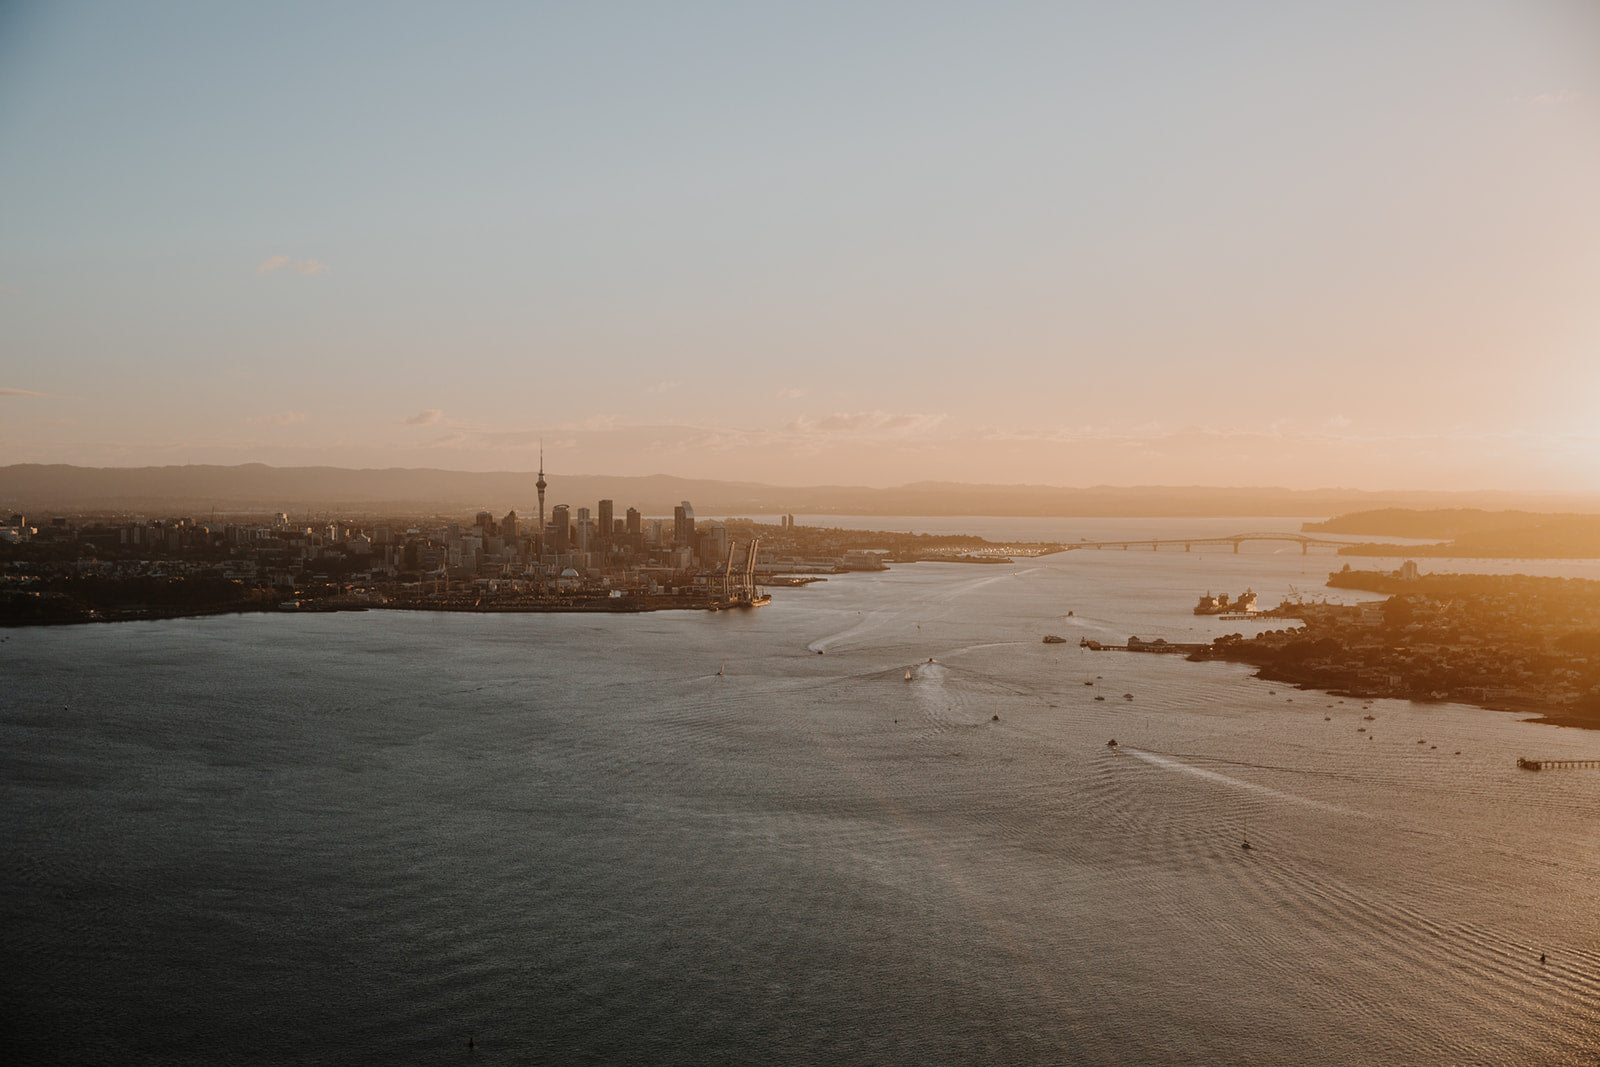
2,1 -> 1597,490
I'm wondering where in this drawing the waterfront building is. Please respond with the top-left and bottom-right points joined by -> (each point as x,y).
700,522 -> 729,565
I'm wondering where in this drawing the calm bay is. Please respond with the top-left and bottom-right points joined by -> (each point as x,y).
4,518 -> 1598,1064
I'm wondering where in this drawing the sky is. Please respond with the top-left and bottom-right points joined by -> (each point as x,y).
2,1 -> 1598,490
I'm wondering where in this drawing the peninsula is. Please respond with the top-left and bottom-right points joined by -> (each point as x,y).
1305,509 -> 1600,559
1192,565 -> 1600,730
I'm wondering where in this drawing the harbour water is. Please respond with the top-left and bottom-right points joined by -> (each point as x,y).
4,519 -> 1598,1064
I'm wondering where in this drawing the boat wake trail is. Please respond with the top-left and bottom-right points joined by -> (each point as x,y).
1121,748 -> 1364,817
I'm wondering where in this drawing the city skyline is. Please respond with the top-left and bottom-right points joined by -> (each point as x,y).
3,2 -> 1598,491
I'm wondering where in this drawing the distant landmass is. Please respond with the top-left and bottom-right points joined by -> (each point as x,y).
4,464 -> 1600,519
1305,509 -> 1600,558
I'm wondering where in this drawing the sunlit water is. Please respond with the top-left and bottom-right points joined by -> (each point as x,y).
4,520 -> 1598,1064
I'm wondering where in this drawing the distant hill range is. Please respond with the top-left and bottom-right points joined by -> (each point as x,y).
1306,508 -> 1600,558
4,464 -> 1599,519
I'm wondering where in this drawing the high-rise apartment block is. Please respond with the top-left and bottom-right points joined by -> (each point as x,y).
575,507 -> 593,552
550,504 -> 570,553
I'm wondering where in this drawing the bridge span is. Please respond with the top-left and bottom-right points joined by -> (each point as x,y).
1061,532 -> 1352,555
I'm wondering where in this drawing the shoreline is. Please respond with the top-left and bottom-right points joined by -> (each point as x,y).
371,598 -> 752,615
1,598 -> 759,625
1191,650 -> 1600,732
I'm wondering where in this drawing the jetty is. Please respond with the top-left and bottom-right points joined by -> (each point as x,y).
1080,636 -> 1209,655
1516,757 -> 1600,771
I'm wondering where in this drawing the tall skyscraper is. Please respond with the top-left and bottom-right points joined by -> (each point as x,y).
597,499 -> 614,548
550,504 -> 570,553
674,501 -> 694,545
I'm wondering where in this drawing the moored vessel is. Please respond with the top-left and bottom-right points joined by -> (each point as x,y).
1195,588 -> 1257,615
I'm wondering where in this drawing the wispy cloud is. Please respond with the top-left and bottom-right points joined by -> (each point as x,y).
256,255 -> 331,276
777,386 -> 807,399
244,411 -> 309,425
404,410 -> 948,462
472,428 -> 543,448
404,409 -> 445,426
396,412 -> 1600,482
970,420 -> 1597,457
1,387 -> 54,398
787,411 -> 947,437
646,380 -> 681,394
1530,90 -> 1577,105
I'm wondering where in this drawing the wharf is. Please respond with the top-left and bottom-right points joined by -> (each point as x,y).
1516,757 -> 1600,771
1080,637 -> 1210,654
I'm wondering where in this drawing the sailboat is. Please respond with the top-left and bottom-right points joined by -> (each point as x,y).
717,664 -> 724,677
904,669 -> 912,681
1241,818 -> 1253,851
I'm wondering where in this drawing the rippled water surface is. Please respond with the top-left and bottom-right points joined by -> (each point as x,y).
4,522 -> 1598,1064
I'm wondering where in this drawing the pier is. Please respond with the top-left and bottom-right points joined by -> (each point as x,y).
1081,637 -> 1210,654
1062,532 -> 1351,555
1516,757 -> 1600,771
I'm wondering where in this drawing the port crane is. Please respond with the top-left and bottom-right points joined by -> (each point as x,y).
721,538 -> 765,606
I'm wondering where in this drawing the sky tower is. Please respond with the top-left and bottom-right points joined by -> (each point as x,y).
536,442 -> 547,543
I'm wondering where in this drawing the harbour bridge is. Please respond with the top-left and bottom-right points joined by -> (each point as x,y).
1060,532 -> 1353,555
